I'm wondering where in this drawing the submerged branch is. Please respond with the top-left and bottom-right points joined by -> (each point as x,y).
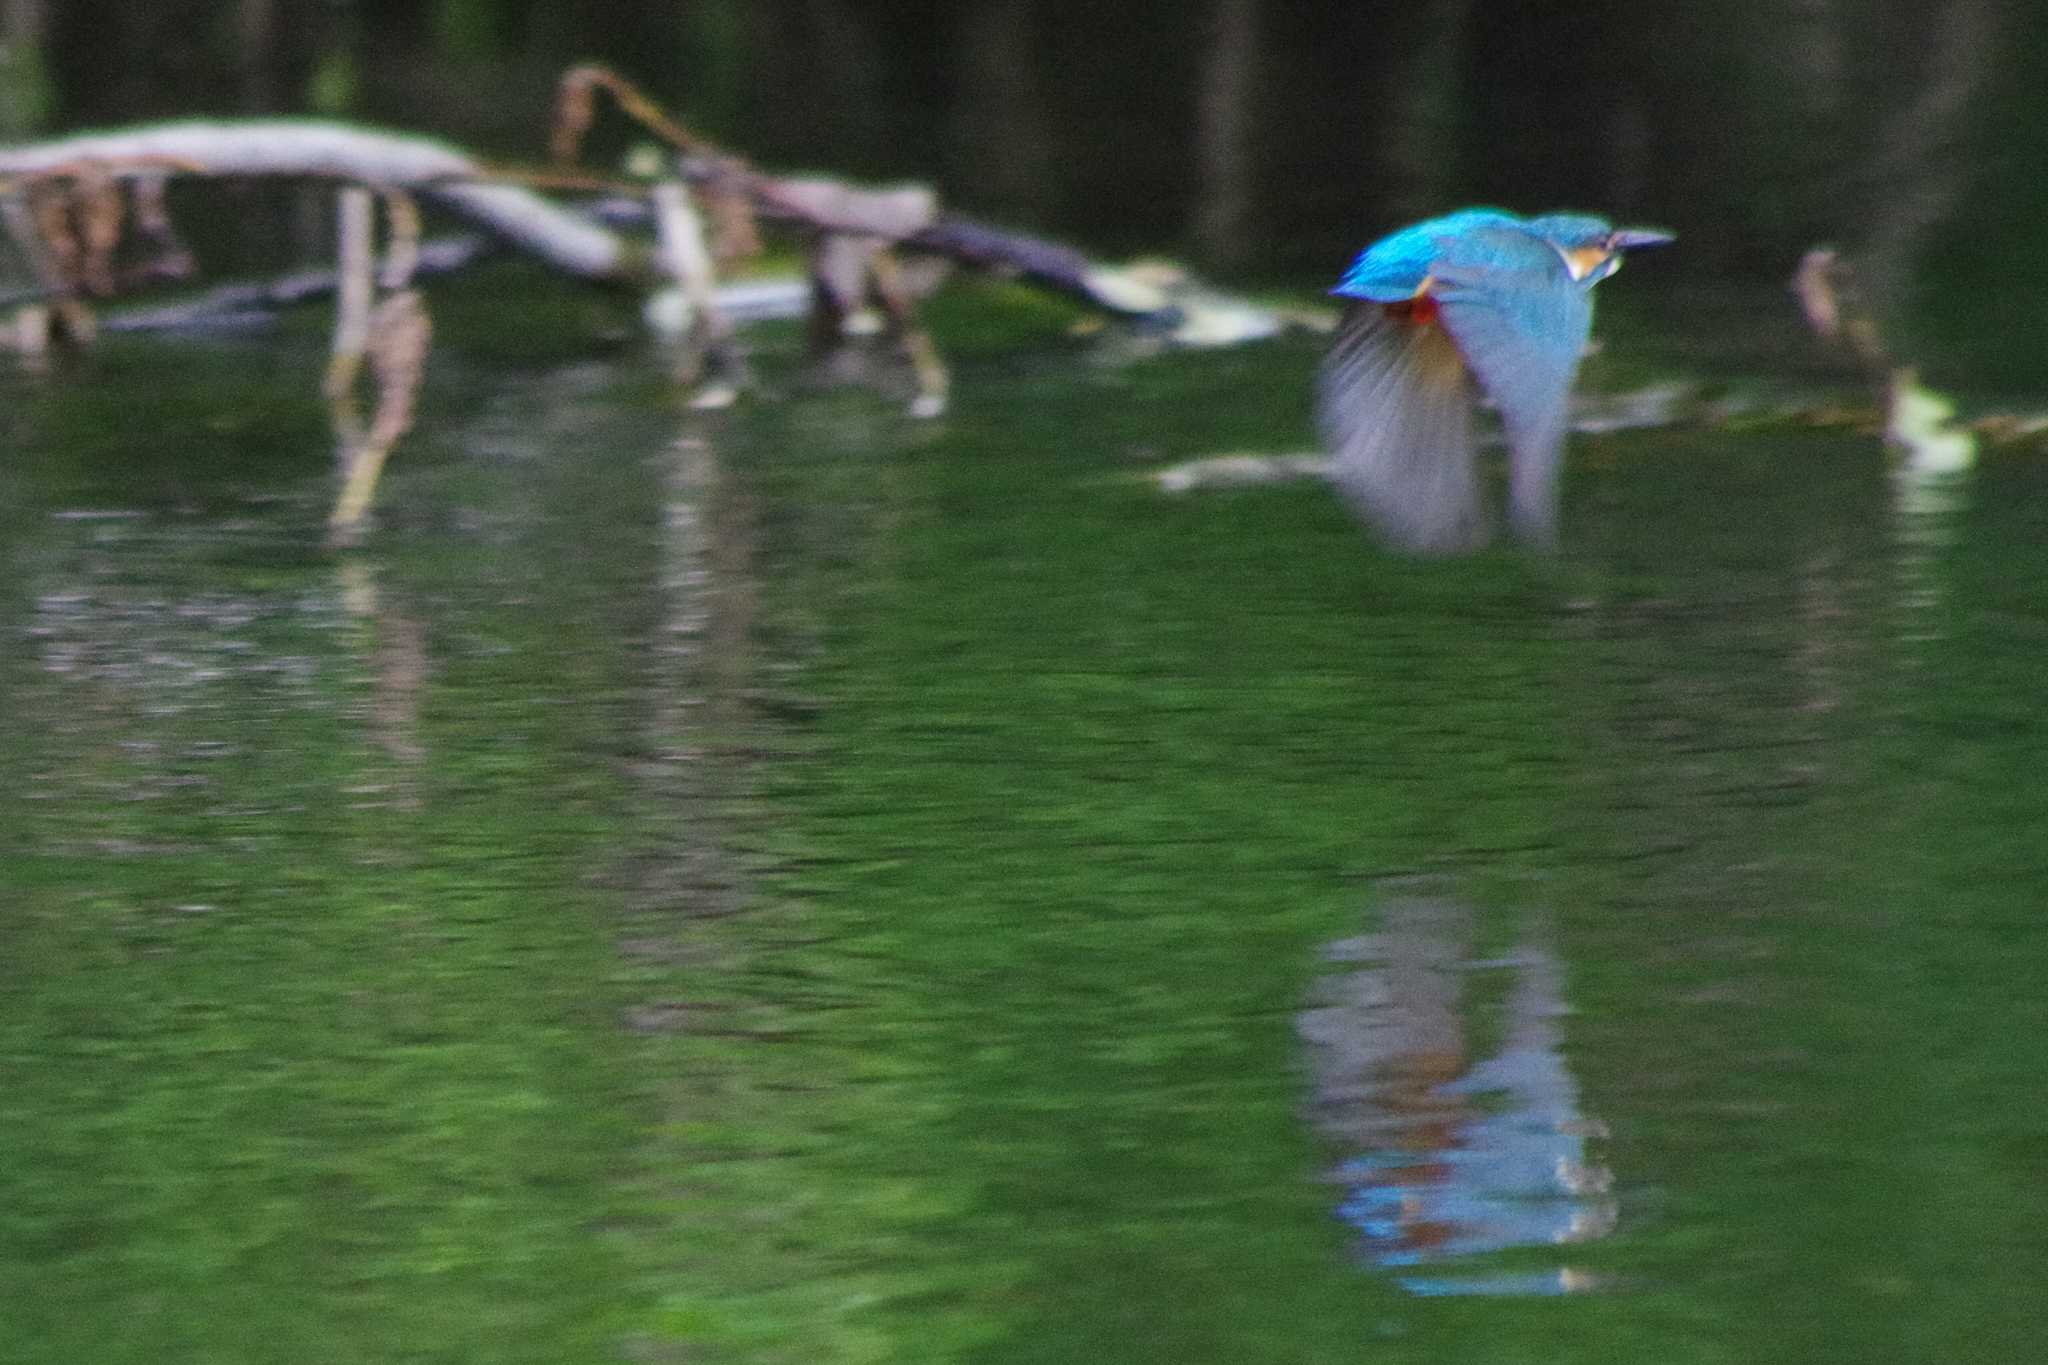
90,237 -> 811,335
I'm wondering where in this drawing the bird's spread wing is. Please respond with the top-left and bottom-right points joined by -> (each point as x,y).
1429,227 -> 1593,543
1316,299 -> 1485,552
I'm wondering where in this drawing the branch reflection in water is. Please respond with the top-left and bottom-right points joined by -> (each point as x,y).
1298,888 -> 1615,1296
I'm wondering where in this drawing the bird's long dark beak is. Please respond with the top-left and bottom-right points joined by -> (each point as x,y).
1609,227 -> 1676,251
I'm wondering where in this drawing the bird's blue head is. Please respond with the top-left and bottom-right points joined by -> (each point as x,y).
1526,213 -> 1676,284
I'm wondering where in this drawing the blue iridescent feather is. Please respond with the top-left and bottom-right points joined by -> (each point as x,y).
1331,209 -> 1540,303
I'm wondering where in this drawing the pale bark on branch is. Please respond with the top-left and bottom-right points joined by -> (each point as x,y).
0,119 -> 634,279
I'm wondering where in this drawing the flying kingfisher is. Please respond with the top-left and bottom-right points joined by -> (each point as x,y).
1318,209 -> 1672,552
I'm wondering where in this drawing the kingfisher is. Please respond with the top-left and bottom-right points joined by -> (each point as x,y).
1318,209 -> 1672,552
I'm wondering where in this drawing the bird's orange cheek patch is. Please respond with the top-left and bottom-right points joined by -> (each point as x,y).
1564,246 -> 1611,281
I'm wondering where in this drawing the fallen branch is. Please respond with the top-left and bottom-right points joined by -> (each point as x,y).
647,178 -> 746,404
1791,247 -> 1975,473
0,119 -> 639,281
2,116 -> 1299,340
2,90 -> 1310,539
325,186 -> 432,542
595,190 -> 1298,337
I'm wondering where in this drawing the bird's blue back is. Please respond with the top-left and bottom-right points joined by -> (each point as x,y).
1332,209 -> 1618,303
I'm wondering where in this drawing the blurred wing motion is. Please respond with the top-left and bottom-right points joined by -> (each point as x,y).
1431,227 -> 1594,546
1320,220 -> 1602,551
1316,299 -> 1485,553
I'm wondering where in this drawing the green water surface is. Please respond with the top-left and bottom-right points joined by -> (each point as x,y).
3,292 -> 2046,1364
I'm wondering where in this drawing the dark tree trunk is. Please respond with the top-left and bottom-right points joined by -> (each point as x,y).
236,0 -> 278,112
1373,0 -> 1473,225
1853,0 -> 1997,321
1191,0 -> 1259,268
0,0 -> 52,138
950,0 -> 1055,228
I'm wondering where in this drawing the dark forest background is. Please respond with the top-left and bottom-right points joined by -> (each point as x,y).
4,0 -> 2045,384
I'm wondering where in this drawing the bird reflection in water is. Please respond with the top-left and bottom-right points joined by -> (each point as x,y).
1298,890 -> 1616,1295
